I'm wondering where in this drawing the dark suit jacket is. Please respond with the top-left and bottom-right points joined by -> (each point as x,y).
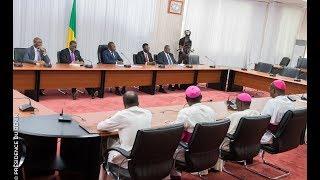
23,46 -> 51,64
136,51 -> 154,64
59,48 -> 83,64
101,49 -> 123,64
156,51 -> 176,65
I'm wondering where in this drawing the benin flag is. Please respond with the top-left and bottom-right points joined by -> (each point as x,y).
66,0 -> 76,47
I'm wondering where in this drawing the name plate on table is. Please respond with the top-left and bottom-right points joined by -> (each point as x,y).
70,63 -> 82,67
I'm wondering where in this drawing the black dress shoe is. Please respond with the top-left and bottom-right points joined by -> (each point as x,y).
159,87 -> 167,93
168,85 -> 175,91
174,84 -> 181,90
39,90 -> 46,96
115,89 -> 122,96
72,91 -> 78,100
121,87 -> 126,94
91,90 -> 99,99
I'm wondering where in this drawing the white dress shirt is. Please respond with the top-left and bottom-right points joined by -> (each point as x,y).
33,46 -> 41,61
226,109 -> 261,135
97,106 -> 152,167
143,52 -> 149,62
174,103 -> 217,133
165,52 -> 173,65
260,95 -> 295,144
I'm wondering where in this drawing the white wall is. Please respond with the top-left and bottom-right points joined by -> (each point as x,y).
13,0 -> 183,64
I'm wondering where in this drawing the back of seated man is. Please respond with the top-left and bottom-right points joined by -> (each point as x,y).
101,42 -> 125,95
97,91 -> 152,168
157,45 -> 179,92
59,40 -> 98,99
171,86 -> 217,177
221,93 -> 260,151
260,79 -> 295,144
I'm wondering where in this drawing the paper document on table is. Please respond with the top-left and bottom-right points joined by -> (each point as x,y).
70,63 -> 81,67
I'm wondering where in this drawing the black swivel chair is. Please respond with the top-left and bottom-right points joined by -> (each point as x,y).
278,67 -> 300,78
97,45 -> 108,64
175,120 -> 230,176
296,57 -> 307,69
14,48 -> 27,61
133,54 -> 138,64
57,51 -> 61,63
255,62 -> 273,73
220,115 -> 271,179
279,57 -> 290,67
154,54 -> 158,62
189,55 -> 200,65
103,124 -> 184,180
257,109 -> 307,179
18,137 -> 27,180
298,72 -> 307,81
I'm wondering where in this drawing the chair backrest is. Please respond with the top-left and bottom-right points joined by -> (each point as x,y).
298,72 -> 307,80
154,54 -> 158,62
296,57 -> 307,69
279,67 -> 300,78
256,62 -> 273,73
97,45 -> 108,63
273,108 -> 307,153
57,51 -> 61,63
14,48 -> 26,61
279,57 -> 290,67
230,115 -> 271,160
128,123 -> 184,180
189,55 -> 200,64
185,120 -> 230,172
133,54 -> 138,64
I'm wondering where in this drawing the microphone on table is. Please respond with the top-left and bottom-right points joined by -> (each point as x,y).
15,97 -> 35,112
204,56 -> 216,68
120,52 -> 132,68
84,59 -> 93,68
43,62 -> 52,68
58,108 -> 72,122
241,62 -> 255,71
13,60 -> 23,67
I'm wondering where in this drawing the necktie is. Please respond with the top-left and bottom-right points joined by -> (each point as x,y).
112,52 -> 115,59
167,53 -> 172,65
145,53 -> 149,62
71,52 -> 75,62
36,49 -> 41,61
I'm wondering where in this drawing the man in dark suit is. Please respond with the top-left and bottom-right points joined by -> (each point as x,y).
178,30 -> 192,64
101,42 -> 123,64
136,43 -> 154,64
59,41 -> 98,99
156,45 -> 179,91
101,42 -> 125,95
23,37 -> 51,98
23,37 -> 51,65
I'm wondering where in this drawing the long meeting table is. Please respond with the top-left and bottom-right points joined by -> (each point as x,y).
13,63 -> 229,101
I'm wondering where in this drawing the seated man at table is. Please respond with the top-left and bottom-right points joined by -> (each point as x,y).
260,79 -> 295,144
97,91 -> 152,168
101,42 -> 125,95
156,45 -> 179,92
171,86 -> 217,177
136,43 -> 154,64
23,37 -> 51,97
59,40 -> 98,99
23,37 -> 51,65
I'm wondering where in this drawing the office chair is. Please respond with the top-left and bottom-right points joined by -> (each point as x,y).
298,72 -> 307,81
279,67 -> 300,78
296,57 -> 307,69
257,109 -> 307,179
189,55 -> 200,65
133,54 -> 138,64
14,48 -> 27,61
279,57 -> 290,67
175,120 -> 230,177
97,45 -> 108,64
154,54 -> 158,62
103,123 -> 184,180
255,62 -> 273,73
18,137 -> 27,180
220,115 -> 271,179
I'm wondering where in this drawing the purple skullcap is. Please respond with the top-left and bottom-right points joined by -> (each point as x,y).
185,86 -> 201,98
237,93 -> 252,102
272,79 -> 286,90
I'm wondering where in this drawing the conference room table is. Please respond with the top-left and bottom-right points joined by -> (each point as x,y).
13,89 -> 307,178
228,68 -> 307,94
13,63 -> 229,101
